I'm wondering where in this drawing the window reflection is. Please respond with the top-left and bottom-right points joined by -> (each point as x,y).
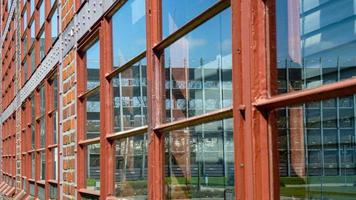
52,147 -> 58,180
164,8 -> 232,122
276,0 -> 356,94
39,151 -> 45,180
162,0 -> 218,38
49,183 -> 58,200
39,118 -> 45,148
112,0 -> 146,67
30,21 -> 35,43
165,118 -> 234,199
31,153 -> 35,178
39,31 -> 45,60
23,59 -> 28,81
30,0 -> 34,15
24,34 -> 28,56
113,58 -> 147,132
86,41 -> 100,90
30,49 -> 35,73
85,91 -> 100,139
30,182 -> 35,197
51,9 -> 58,44
23,10 -> 27,32
114,134 -> 147,198
275,96 -> 356,199
39,0 -> 45,27
86,143 -> 100,191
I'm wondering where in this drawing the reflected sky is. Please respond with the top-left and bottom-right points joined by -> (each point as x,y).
162,0 -> 218,38
112,0 -> 146,67
277,0 -> 356,66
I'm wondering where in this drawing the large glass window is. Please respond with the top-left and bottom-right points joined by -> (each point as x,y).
80,40 -> 101,193
162,0 -> 217,38
275,95 -> 356,199
165,118 -> 234,199
112,0 -> 146,67
113,58 -> 147,132
164,8 -> 232,122
276,0 -> 356,94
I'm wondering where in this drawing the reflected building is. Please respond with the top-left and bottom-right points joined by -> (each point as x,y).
276,0 -> 356,191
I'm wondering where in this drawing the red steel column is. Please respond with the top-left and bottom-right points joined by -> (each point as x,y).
232,0 -> 276,199
99,18 -> 114,199
146,0 -> 164,199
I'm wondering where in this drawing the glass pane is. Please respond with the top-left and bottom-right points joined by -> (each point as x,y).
162,0 -> 218,38
53,111 -> 57,144
112,0 -> 146,67
23,10 -> 27,32
40,31 -> 45,60
49,184 -> 58,200
39,1 -> 45,27
164,8 -> 231,122
23,59 -> 28,81
23,178 -> 27,192
31,153 -> 35,178
40,151 -> 46,180
86,143 -> 100,191
86,41 -> 100,90
38,185 -> 45,200
53,147 -> 58,180
275,95 -> 356,199
276,0 -> 356,94
51,9 -> 58,44
53,75 -> 58,109
86,91 -> 100,139
39,118 -> 45,148
50,0 -> 56,7
40,86 -> 45,115
30,0 -> 34,15
165,118 -> 234,199
30,182 -> 35,196
30,49 -> 35,73
114,134 -> 147,198
113,58 -> 147,132
23,34 -> 28,56
31,124 -> 35,149
30,21 -> 35,43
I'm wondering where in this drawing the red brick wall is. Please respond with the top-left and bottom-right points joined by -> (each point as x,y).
62,50 -> 77,200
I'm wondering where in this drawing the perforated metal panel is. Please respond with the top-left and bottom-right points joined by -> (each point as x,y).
1,0 -> 119,123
